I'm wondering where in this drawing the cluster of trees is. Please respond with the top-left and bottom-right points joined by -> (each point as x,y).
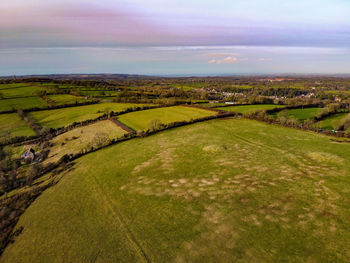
244,109 -> 350,138
314,103 -> 342,120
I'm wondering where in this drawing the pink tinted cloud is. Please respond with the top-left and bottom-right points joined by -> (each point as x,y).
208,56 -> 238,64
0,4 -> 172,47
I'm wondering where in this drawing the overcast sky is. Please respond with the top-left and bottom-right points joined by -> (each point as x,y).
1,0 -> 350,75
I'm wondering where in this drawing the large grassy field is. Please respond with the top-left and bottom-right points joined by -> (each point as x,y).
0,113 -> 35,139
29,103 -> 154,129
315,112 -> 350,130
216,104 -> 285,113
0,97 -> 48,112
117,106 -> 216,131
0,84 -> 54,98
45,120 -> 127,163
2,119 -> 350,262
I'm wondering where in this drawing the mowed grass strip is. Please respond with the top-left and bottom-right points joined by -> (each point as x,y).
0,97 -> 48,112
29,103 -> 155,129
216,104 -> 285,113
315,112 -> 350,130
117,105 -> 217,131
3,119 -> 350,262
0,113 -> 35,139
45,120 -> 127,163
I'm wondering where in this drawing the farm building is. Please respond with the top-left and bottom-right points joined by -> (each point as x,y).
21,148 -> 36,163
21,148 -> 43,163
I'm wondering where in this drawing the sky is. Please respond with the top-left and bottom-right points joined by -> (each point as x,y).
1,0 -> 350,76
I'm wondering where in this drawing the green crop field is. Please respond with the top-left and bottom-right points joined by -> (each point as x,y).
2,119 -> 350,262
315,112 -> 350,130
46,94 -> 88,105
29,103 -> 155,129
216,104 -> 285,113
45,120 -> 127,163
117,106 -> 216,131
0,97 -> 48,112
0,113 -> 35,140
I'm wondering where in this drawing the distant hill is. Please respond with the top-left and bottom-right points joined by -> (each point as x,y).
0,74 -> 156,80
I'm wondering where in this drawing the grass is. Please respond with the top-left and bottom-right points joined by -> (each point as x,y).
46,94 -> 89,105
2,118 -> 350,262
117,106 -> 217,131
198,102 -> 227,108
276,107 -> 323,122
216,104 -> 285,113
0,97 -> 48,112
0,85 -> 52,98
29,103 -> 154,129
0,83 -> 32,89
0,113 -> 35,139
45,120 -> 127,163
315,112 -> 350,130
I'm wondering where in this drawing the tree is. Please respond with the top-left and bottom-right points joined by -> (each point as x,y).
40,126 -> 50,135
26,165 -> 40,186
148,119 -> 163,131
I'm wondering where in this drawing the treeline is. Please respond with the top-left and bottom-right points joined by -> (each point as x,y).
0,100 -> 99,115
244,109 -> 350,138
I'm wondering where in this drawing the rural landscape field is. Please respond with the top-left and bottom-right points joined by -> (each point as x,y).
0,76 -> 349,262
1,0 -> 350,262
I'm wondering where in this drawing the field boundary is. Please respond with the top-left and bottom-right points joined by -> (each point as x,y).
109,118 -> 135,133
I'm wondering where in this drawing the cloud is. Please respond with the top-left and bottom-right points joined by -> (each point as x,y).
208,56 -> 238,64
258,58 -> 272,61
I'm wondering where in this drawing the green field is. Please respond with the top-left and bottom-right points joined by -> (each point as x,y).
315,113 -> 350,130
198,102 -> 227,108
216,104 -> 285,113
3,119 -> 350,262
29,103 -> 155,129
46,94 -> 88,105
0,97 -> 48,112
0,85 -> 54,98
117,106 -> 216,131
276,107 -> 323,122
0,83 -> 32,89
45,120 -> 127,163
0,113 -> 35,140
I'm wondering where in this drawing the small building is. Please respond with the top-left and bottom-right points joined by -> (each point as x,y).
21,148 -> 35,163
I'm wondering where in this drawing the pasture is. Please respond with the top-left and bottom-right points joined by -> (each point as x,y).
46,94 -> 88,105
117,106 -> 216,131
2,119 -> 350,262
0,85 -> 54,98
45,120 -> 127,163
29,103 -> 154,129
275,107 -> 323,122
315,112 -> 349,130
215,104 -> 284,113
0,113 -> 35,140
0,97 -> 47,112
